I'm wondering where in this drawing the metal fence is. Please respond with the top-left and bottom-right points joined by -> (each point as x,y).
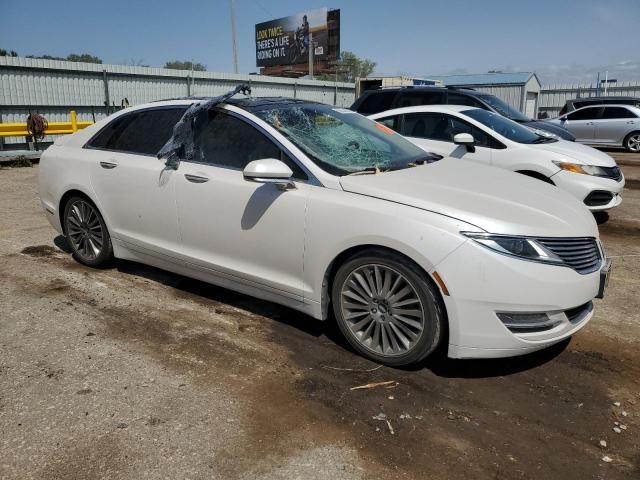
0,56 -> 356,145
539,81 -> 640,118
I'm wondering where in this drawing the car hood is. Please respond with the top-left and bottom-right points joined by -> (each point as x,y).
529,140 -> 617,167
340,159 -> 598,238
518,119 -> 576,141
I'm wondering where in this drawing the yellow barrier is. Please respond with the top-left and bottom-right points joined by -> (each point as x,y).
0,111 -> 93,138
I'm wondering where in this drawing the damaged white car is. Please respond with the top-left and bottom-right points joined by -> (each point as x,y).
38,93 -> 610,366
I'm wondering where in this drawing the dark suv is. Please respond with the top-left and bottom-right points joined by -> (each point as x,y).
559,96 -> 640,116
351,86 -> 576,141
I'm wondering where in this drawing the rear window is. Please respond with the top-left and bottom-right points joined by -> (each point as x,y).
354,91 -> 397,114
86,107 -> 187,155
601,107 -> 637,119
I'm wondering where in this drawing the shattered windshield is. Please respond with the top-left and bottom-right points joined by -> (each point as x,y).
254,104 -> 429,175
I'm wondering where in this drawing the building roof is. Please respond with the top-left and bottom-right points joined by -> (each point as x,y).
428,72 -> 538,87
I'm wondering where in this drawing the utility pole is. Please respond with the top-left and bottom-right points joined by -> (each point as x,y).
229,0 -> 239,74
308,32 -> 314,79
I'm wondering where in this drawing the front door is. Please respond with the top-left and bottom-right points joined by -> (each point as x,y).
401,112 -> 493,165
562,106 -> 601,142
174,109 -> 310,299
87,106 -> 187,256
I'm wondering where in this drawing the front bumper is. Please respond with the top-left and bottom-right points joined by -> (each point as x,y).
434,239 -> 601,359
550,170 -> 625,212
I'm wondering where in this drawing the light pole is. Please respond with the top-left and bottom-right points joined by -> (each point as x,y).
229,0 -> 239,74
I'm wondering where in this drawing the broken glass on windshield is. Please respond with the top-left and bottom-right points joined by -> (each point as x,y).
254,104 -> 431,175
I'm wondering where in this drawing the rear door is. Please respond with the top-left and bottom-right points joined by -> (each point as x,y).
86,106 -> 187,256
562,107 -> 601,142
595,106 -> 638,143
400,112 -> 493,165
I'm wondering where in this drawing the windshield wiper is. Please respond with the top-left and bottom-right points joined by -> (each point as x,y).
532,136 -> 554,144
346,166 -> 383,176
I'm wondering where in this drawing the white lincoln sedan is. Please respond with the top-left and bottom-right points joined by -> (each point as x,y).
369,105 -> 625,212
38,96 -> 610,366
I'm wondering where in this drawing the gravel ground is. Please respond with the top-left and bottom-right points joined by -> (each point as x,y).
1,165 -> 639,480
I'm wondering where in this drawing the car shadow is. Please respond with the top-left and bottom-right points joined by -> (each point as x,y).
54,233 -> 569,379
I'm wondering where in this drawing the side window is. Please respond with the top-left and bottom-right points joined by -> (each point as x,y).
572,101 -> 588,110
402,113 -> 449,141
195,111 -> 307,180
567,107 -> 601,121
355,91 -> 397,114
447,93 -> 485,109
601,107 -> 637,119
396,91 -> 445,108
375,116 -> 400,132
86,107 -> 187,155
447,116 -> 493,148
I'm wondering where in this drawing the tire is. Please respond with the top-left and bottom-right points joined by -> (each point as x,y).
624,131 -> 640,153
63,196 -> 114,268
331,249 -> 445,367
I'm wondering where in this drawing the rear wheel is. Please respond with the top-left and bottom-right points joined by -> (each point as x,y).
63,196 -> 113,268
624,132 -> 640,152
331,249 -> 444,367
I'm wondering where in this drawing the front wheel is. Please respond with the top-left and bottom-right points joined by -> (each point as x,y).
63,196 -> 114,268
331,249 -> 445,367
624,132 -> 640,152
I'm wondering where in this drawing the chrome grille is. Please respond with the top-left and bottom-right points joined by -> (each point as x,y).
536,237 -> 601,274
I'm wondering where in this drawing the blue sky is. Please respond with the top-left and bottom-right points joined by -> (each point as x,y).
3,0 -> 639,84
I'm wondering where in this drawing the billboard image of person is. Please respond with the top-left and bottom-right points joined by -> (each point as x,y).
255,9 -> 330,67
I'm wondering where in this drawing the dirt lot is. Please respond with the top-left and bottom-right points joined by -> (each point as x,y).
1,165 -> 639,480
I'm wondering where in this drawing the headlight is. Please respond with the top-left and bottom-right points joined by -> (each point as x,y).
553,161 -> 608,176
462,232 -> 564,264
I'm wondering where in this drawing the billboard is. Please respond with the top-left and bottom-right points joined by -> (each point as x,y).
255,8 -> 338,68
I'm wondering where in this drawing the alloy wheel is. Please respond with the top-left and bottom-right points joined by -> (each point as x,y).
340,264 -> 425,356
66,200 -> 104,261
627,134 -> 640,152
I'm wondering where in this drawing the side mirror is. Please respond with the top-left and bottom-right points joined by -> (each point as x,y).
243,158 -> 295,191
453,133 -> 475,152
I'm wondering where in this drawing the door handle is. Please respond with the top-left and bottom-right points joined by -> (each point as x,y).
99,161 -> 118,169
184,173 -> 209,183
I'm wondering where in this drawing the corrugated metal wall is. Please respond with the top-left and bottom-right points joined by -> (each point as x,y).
0,57 -> 356,144
539,81 -> 640,118
471,85 -> 525,111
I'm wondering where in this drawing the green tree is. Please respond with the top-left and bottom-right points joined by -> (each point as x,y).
66,53 -> 102,63
319,51 -> 376,83
164,60 -> 207,71
0,49 -> 19,57
24,53 -> 102,63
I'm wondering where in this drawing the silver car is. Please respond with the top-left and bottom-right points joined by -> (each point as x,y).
548,105 -> 640,152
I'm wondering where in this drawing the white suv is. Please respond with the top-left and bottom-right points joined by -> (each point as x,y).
370,105 -> 625,212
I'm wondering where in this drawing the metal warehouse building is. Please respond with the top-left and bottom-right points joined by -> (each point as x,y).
428,72 -> 541,118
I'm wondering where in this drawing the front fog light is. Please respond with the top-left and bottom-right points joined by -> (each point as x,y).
497,312 -> 560,333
